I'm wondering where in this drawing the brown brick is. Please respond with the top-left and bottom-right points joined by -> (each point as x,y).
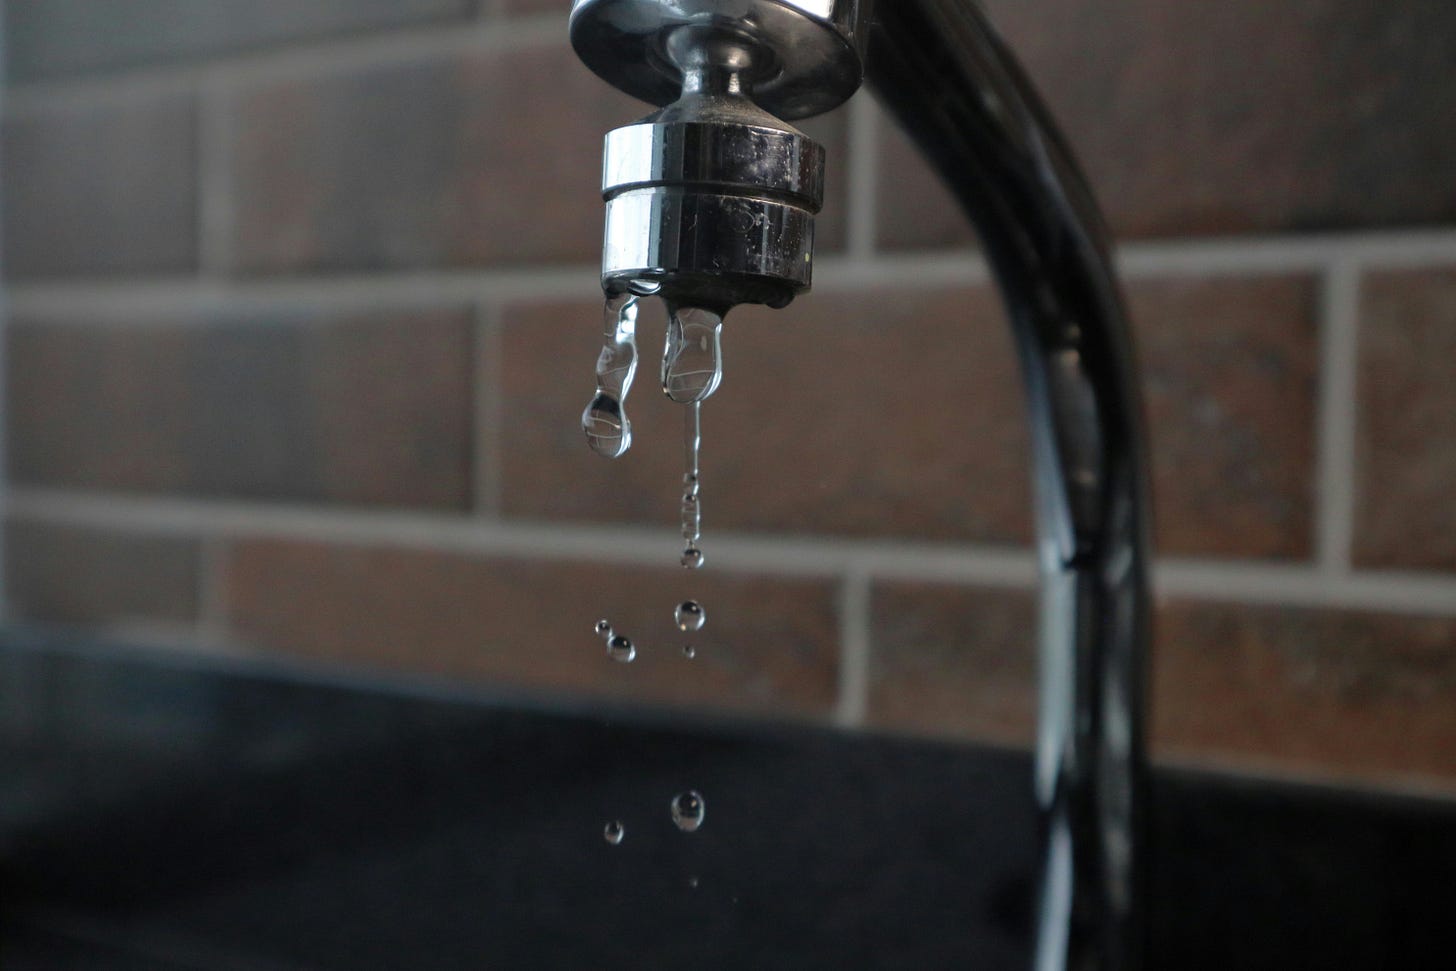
880,0 -> 1456,245
867,584 -> 1456,786
2,93 -> 196,279
5,0 -> 476,83
227,45 -> 630,273
501,277 -> 1316,558
223,539 -> 840,717
500,287 -> 1034,544
225,43 -> 844,274
1133,275 -> 1319,560
5,519 -> 199,626
1355,268 -> 1456,571
867,583 -> 1037,745
7,307 -> 474,508
1155,600 -> 1456,785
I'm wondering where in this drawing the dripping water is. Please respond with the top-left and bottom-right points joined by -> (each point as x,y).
675,601 -> 705,632
662,305 -> 724,404
681,403 -> 704,569
582,291 -> 641,459
663,303 -> 721,568
595,619 -> 635,663
671,790 -> 706,832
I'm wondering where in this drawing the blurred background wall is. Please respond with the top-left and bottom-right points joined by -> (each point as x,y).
2,0 -> 1454,795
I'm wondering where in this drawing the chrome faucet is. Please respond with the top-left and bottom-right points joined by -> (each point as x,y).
570,3 -> 1151,968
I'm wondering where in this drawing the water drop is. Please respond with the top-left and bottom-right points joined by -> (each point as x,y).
682,645 -> 697,660
582,291 -> 640,459
607,635 -> 636,663
595,619 -> 613,639
604,820 -> 625,845
688,875 -> 700,888
671,790 -> 706,832
675,600 -> 706,632
661,306 -> 724,403
681,546 -> 705,570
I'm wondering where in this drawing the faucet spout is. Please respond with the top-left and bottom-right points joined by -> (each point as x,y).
570,2 -> 1152,969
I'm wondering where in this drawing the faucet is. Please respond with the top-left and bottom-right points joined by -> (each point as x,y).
569,2 -> 1151,969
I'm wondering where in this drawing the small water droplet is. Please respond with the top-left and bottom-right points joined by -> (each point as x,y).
675,600 -> 705,632
671,790 -> 706,832
595,619 -> 613,639
682,644 -> 697,659
604,820 -> 625,845
688,875 -> 700,888
681,546 -> 705,570
607,635 -> 636,663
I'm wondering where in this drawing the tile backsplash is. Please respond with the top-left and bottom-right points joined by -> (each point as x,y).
4,0 -> 1455,794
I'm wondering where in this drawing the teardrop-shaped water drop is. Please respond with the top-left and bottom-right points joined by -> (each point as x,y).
583,291 -> 640,458
662,306 -> 724,404
671,790 -> 706,833
604,820 -> 625,845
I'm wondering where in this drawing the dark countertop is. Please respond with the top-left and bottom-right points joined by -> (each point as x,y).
1,630 -> 1453,970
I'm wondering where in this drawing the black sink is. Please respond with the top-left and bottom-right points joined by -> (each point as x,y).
1,630 -> 1452,969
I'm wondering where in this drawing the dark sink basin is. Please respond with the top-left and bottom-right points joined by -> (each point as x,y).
1,630 -> 1452,969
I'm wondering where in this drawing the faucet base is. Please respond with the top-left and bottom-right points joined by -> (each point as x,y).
569,0 -> 870,121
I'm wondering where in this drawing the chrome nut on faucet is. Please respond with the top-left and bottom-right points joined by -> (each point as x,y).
573,0 -> 870,458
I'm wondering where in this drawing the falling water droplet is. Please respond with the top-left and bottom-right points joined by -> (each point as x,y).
681,546 -> 705,570
595,619 -> 613,639
607,635 -> 636,663
675,600 -> 706,632
604,820 -> 625,845
671,790 -> 706,832
682,645 -> 697,660
582,291 -> 640,459
661,306 -> 724,404
688,875 -> 700,888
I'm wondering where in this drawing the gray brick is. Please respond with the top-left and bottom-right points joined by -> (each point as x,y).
6,0 -> 477,82
2,93 -> 197,279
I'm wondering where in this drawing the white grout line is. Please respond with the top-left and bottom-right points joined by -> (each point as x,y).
9,489 -> 1456,616
1154,559 -> 1456,616
5,268 -> 603,321
844,92 -> 881,261
472,303 -> 503,516
1117,228 -> 1456,276
2,488 -> 1035,581
2,15 -> 567,113
833,571 -> 874,728
11,228 -> 1456,321
1314,261 -> 1361,577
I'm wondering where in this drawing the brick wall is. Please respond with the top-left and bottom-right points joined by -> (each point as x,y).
4,1 -> 1456,795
